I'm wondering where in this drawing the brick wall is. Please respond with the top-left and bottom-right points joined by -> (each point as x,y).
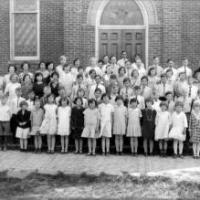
182,0 -> 200,70
0,0 -> 10,74
40,0 -> 64,67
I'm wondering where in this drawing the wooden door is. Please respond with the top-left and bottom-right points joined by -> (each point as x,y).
99,29 -> 121,60
99,29 -> 145,62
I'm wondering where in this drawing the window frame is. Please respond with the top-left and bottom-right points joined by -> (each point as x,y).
10,0 -> 40,61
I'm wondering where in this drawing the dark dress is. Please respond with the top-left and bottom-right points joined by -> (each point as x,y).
71,106 -> 84,139
49,81 -> 59,97
33,82 -> 45,98
16,110 -> 31,129
141,109 -> 156,139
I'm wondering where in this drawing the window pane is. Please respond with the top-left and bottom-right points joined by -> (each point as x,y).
14,13 -> 37,57
14,0 -> 37,11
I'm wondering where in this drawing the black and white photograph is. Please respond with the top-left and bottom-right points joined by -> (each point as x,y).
0,0 -> 200,199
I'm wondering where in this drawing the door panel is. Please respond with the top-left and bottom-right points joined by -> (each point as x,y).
99,29 -> 145,63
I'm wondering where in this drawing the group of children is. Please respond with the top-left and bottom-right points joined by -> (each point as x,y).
0,53 -> 200,159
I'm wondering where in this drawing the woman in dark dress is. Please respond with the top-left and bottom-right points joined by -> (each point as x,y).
141,98 -> 156,156
71,97 -> 84,154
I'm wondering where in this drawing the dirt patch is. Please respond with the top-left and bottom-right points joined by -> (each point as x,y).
0,171 -> 200,199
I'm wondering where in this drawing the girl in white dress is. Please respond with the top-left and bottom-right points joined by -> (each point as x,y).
57,97 -> 71,153
113,95 -> 127,155
30,98 -> 44,153
82,99 -> 100,155
155,102 -> 171,156
40,94 -> 57,153
169,101 -> 188,158
127,98 -> 142,155
99,94 -> 114,155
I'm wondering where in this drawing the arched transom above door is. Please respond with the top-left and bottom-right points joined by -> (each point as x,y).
87,0 -> 159,26
100,0 -> 144,25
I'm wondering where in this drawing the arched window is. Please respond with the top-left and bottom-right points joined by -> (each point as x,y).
100,0 -> 144,25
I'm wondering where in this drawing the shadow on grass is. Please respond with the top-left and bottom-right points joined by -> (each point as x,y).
0,171 -> 200,199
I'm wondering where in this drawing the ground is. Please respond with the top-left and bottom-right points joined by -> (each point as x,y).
0,151 -> 200,199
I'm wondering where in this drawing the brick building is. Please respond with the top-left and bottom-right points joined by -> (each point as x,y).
0,0 -> 200,74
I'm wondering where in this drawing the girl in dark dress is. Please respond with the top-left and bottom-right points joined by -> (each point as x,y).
33,72 -> 45,99
141,98 -> 156,156
71,97 -> 84,154
49,72 -> 59,97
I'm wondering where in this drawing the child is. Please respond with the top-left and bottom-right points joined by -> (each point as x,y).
131,86 -> 145,110
155,73 -> 173,98
49,72 -> 60,98
26,91 -> 35,111
109,84 -> 119,106
127,98 -> 142,155
147,67 -> 160,90
21,74 -> 33,100
169,101 -> 188,158
5,74 -> 21,105
0,96 -> 11,151
140,76 -> 152,100
155,102 -> 171,156
120,77 -> 134,107
165,91 -> 175,114
71,74 -> 86,100
94,88 -> 102,106
99,94 -> 114,155
81,99 -> 99,156
56,86 -> 66,105
113,95 -> 127,155
117,67 -> 127,89
88,75 -> 105,99
71,97 -> 85,153
10,87 -> 25,136
41,86 -> 51,106
30,98 -> 44,153
130,69 -> 141,87
16,101 -> 31,151
40,94 -> 57,153
141,98 -> 156,156
60,64 -> 74,97
33,72 -> 45,99
76,88 -> 88,108
189,101 -> 200,158
57,97 -> 71,153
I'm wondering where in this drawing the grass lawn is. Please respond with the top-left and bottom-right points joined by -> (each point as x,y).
0,171 -> 200,200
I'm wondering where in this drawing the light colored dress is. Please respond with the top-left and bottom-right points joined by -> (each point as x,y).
40,104 -> 57,135
155,111 -> 171,141
81,108 -> 99,138
57,106 -> 71,136
169,111 -> 188,141
30,108 -> 44,135
113,105 -> 127,135
127,108 -> 142,137
5,82 -> 21,107
99,103 -> 114,138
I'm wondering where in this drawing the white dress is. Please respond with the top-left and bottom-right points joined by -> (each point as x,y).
168,112 -> 188,141
127,108 -> 142,137
5,82 -> 21,107
57,106 -> 71,136
155,111 -> 171,141
40,104 -> 57,135
99,103 -> 114,138
113,105 -> 127,135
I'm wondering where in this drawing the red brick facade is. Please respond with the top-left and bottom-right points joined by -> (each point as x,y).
0,0 -> 200,74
